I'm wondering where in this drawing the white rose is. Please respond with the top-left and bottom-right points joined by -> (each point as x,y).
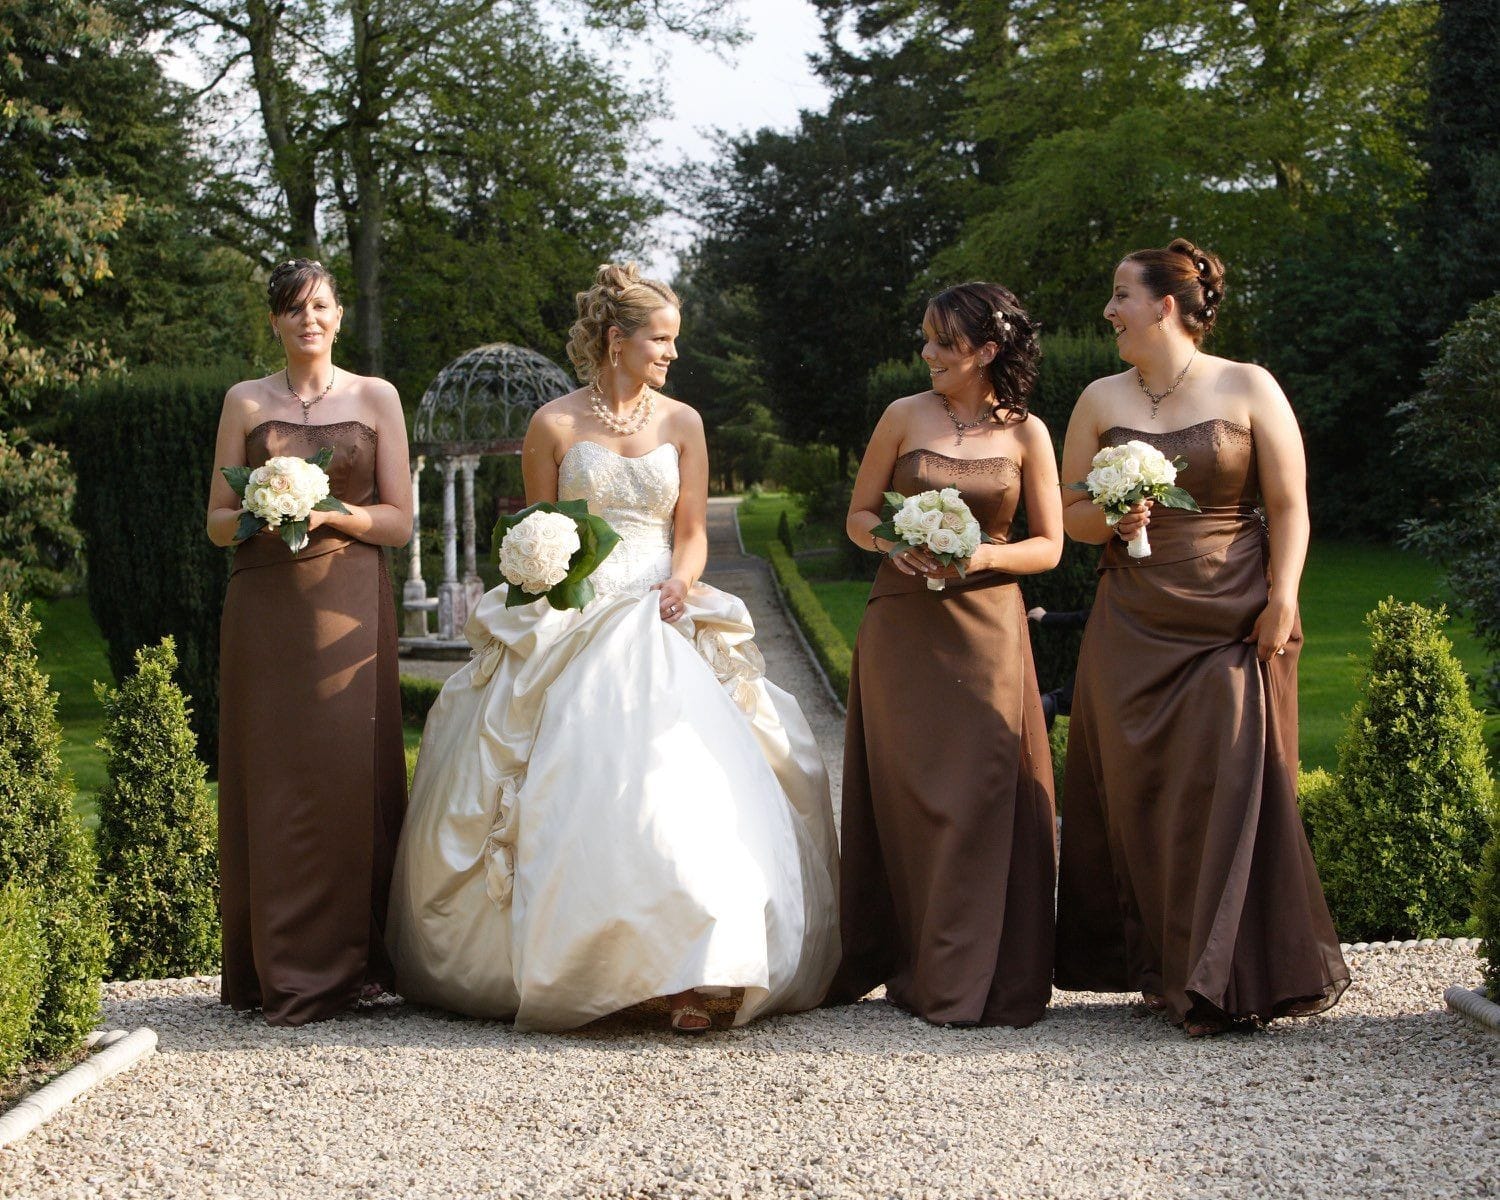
916,491 -> 943,513
940,509 -> 966,531
958,528 -> 980,556
929,528 -> 961,555
939,487 -> 961,506
919,508 -> 945,535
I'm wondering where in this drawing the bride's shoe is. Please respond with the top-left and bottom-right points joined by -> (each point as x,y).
669,993 -> 712,1034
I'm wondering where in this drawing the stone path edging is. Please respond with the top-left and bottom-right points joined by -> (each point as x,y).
0,1028 -> 157,1148
1444,985 -> 1500,1032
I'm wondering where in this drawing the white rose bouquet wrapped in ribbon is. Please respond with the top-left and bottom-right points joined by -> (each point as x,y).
1066,439 -> 1200,559
491,499 -> 621,612
221,448 -> 349,554
870,486 -> 991,592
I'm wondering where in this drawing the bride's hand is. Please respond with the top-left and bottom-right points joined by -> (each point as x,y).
653,577 -> 689,622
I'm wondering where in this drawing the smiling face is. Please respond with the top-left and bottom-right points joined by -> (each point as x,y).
921,306 -> 994,399
1104,261 -> 1167,364
270,279 -> 342,358
611,303 -> 680,389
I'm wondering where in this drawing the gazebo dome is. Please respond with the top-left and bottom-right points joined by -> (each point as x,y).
412,343 -> 574,454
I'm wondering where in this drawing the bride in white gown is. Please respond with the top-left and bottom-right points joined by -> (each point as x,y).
387,263 -> 840,1032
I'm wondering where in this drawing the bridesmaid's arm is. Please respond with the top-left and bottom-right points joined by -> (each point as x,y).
667,405 -> 709,591
845,398 -> 929,576
975,415 -> 1062,576
1060,381 -> 1149,545
312,380 -> 413,548
206,385 -> 255,548
1245,366 -> 1308,662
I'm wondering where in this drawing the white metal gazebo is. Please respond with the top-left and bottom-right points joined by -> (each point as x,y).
401,343 -> 575,648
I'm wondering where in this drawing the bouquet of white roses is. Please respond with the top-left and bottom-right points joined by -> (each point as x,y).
491,499 -> 621,612
870,486 -> 990,591
1066,439 -> 1200,559
221,448 -> 349,554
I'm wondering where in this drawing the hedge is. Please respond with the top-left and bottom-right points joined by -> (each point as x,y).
1300,599 -> 1495,941
66,365 -> 241,768
0,593 -> 108,1060
767,544 -> 852,703
95,637 -> 220,980
400,674 -> 445,726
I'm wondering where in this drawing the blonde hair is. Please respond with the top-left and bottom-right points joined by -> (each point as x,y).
566,262 -> 679,381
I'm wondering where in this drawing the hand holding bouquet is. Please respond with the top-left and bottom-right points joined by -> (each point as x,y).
221,449 -> 349,554
1066,440 -> 1199,558
870,487 -> 991,591
492,499 -> 621,612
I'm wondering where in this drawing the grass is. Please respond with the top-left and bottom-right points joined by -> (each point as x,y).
743,493 -> 1498,774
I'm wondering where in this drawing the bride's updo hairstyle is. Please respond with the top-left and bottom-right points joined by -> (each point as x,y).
1122,237 -> 1226,344
567,262 -> 680,382
924,281 -> 1041,421
268,258 -> 340,315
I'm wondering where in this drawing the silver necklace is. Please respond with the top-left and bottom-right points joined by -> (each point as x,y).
939,394 -> 994,446
1136,351 -> 1196,419
286,367 -> 336,423
589,379 -> 655,436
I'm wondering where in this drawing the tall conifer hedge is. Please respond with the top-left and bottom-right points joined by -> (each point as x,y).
67,366 -> 239,767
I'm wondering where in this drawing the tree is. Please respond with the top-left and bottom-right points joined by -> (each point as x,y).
0,428 -> 85,601
0,0 -> 130,416
153,0 -> 745,377
1419,0 -> 1500,336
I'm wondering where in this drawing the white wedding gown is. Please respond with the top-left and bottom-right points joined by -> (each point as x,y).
387,441 -> 840,1031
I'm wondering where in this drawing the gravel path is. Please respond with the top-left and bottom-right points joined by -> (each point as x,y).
5,500 -> 1495,1198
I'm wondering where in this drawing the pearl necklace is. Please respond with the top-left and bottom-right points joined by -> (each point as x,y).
589,380 -> 655,436
1136,350 -> 1196,419
939,394 -> 995,446
286,367 -> 336,422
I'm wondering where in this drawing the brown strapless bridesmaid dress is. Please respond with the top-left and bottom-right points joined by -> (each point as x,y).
1055,418 -> 1348,1027
217,419 -> 407,1025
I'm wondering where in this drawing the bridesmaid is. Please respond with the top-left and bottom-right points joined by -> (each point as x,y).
206,258 -> 413,1025
1054,237 -> 1349,1036
826,282 -> 1063,1027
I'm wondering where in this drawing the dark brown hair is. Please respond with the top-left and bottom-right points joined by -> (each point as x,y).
1121,237 -> 1225,343
924,281 -> 1041,421
267,258 -> 340,316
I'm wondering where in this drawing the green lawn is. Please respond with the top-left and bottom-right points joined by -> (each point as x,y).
30,597 -> 113,827
750,496 -> 1497,774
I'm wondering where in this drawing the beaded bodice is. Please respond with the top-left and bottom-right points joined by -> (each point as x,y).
1100,418 -> 1258,509
892,449 -> 1022,540
558,440 -> 679,597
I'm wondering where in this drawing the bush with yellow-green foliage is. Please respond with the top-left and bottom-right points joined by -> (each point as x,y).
1300,599 -> 1495,942
0,593 -> 108,1061
0,882 -> 46,1078
1475,814 -> 1500,993
95,637 -> 219,980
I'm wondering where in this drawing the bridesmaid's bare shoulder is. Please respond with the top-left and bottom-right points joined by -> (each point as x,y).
222,375 -> 279,434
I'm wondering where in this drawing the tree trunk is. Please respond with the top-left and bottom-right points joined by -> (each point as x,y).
245,0 -> 322,259
345,0 -> 384,376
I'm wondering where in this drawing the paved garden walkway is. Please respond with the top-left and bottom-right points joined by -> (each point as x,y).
3,500 -> 1494,1199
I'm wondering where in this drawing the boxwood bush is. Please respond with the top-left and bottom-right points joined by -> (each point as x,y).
1300,599 -> 1495,941
768,544 -> 851,702
0,593 -> 108,1059
95,637 -> 219,980
0,882 -> 46,1080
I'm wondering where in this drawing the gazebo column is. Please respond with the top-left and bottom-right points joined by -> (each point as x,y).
460,453 -> 484,617
402,454 -> 431,637
436,456 -> 468,639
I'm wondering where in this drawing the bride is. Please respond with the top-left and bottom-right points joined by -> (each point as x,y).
387,263 -> 840,1033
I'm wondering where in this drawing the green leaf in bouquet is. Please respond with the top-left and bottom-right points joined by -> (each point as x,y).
280,519 -> 311,553
234,511 -> 264,543
222,465 -> 253,496
313,495 -> 350,514
1063,480 -> 1092,492
1170,455 -> 1189,471
310,447 -> 335,471
503,582 -> 536,608
869,519 -> 902,545
882,491 -> 907,514
547,576 -> 597,612
1154,485 -> 1201,512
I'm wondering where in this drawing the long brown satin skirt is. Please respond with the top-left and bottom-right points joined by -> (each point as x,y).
829,578 -> 1056,1027
218,540 -> 406,1025
1055,529 -> 1348,1024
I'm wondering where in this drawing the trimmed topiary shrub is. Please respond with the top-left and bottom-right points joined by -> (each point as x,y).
0,882 -> 46,1079
0,592 -> 108,1059
1476,809 -> 1500,992
95,636 -> 219,980
1302,599 -> 1495,942
66,365 -> 240,767
768,544 -> 851,702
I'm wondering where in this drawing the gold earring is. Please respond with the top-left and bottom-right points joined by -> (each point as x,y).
611,348 -> 620,368
1154,311 -> 1165,328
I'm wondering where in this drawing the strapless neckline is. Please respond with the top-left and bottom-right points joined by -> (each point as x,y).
561,440 -> 679,469
1101,417 -> 1250,440
896,447 -> 1020,473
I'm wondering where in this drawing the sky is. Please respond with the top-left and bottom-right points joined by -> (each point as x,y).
620,0 -> 832,275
